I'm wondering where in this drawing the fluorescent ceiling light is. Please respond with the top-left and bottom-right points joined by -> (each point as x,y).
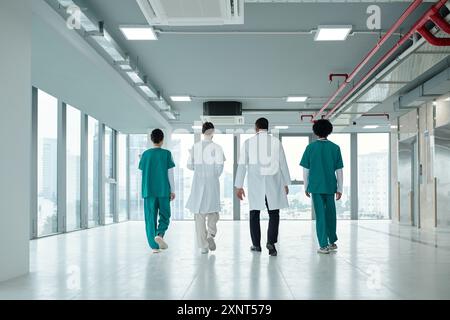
192,126 -> 202,130
315,25 -> 352,41
120,26 -> 158,40
274,126 -> 289,130
363,125 -> 379,129
444,97 -> 450,102
126,71 -> 143,84
139,85 -> 157,98
119,64 -> 132,71
287,96 -> 308,102
171,96 -> 192,102
390,125 -> 398,129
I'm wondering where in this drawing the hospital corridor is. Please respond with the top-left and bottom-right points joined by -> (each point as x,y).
1,0 -> 450,302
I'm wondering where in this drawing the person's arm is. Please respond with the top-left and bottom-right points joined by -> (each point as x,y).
168,168 -> 175,201
303,168 -> 310,192
214,146 -> 225,177
336,169 -> 343,194
235,142 -> 248,200
187,147 -> 194,171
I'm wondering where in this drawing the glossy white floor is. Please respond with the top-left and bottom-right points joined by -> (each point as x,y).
1,220 -> 450,300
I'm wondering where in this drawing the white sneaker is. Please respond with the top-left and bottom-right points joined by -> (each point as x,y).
317,247 -> 330,254
152,249 -> 161,254
207,237 -> 216,251
200,248 -> 209,254
328,243 -> 338,251
155,236 -> 168,250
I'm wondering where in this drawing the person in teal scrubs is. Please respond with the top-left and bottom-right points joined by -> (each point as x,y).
139,129 -> 176,253
300,119 -> 344,254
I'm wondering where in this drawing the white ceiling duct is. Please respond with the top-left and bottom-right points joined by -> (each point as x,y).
136,0 -> 244,26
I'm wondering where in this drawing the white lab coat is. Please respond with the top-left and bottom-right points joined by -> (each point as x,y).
186,139 -> 225,214
235,131 -> 291,211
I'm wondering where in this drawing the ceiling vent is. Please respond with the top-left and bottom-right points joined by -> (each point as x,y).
136,0 -> 244,26
201,115 -> 245,126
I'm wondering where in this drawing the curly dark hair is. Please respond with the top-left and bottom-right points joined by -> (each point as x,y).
151,129 -> 164,144
202,122 -> 215,134
313,119 -> 333,138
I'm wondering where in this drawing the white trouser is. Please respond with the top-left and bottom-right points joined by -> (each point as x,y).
194,213 -> 219,249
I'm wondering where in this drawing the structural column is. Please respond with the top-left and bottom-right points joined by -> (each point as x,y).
0,0 -> 32,281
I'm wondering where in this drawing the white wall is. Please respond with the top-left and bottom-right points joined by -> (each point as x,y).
0,0 -> 31,282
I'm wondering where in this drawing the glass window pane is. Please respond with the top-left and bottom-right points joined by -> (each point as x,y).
172,134 -> 195,220
88,117 -> 100,227
281,136 -> 311,219
282,136 -> 310,182
329,134 -> 351,219
37,89 -> 58,237
358,133 -> 389,219
66,105 -> 81,231
118,133 -> 128,222
129,134 -> 148,220
210,134 -> 234,220
104,126 -> 114,224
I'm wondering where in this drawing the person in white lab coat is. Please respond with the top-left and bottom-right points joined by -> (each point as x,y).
235,118 -> 291,256
186,122 -> 226,254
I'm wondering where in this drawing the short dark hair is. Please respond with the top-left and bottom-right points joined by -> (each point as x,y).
202,122 -> 215,134
313,119 -> 333,138
255,118 -> 269,130
151,129 -> 164,144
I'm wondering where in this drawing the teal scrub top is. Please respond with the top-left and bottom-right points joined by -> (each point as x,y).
139,148 -> 176,198
300,140 -> 344,194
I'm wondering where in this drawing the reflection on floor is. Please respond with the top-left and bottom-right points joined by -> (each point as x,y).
1,220 -> 450,300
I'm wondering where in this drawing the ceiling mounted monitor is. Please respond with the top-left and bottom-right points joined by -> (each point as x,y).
136,0 -> 244,26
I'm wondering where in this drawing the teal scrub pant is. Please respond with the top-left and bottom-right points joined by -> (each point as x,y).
312,193 -> 338,248
144,196 -> 171,249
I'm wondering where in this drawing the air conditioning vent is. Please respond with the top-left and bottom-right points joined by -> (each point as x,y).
201,115 -> 245,125
136,0 -> 244,26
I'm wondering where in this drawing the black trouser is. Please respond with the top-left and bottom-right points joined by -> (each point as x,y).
249,197 -> 280,247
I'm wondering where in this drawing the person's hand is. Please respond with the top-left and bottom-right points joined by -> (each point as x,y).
305,191 -> 311,198
170,193 -> 176,201
336,192 -> 342,201
285,186 -> 289,195
236,188 -> 245,201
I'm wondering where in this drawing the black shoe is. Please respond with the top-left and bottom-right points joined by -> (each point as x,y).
250,245 -> 262,252
266,243 -> 277,256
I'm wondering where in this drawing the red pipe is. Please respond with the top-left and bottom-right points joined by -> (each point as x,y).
315,0 -> 424,119
430,12 -> 450,33
418,26 -> 450,45
323,0 -> 449,119
329,73 -> 349,83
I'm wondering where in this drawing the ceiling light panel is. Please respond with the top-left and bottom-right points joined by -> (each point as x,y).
315,25 -> 352,41
171,96 -> 192,102
139,85 -> 158,98
287,96 -> 308,102
120,26 -> 158,40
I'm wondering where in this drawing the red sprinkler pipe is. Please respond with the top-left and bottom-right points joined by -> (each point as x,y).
324,0 -> 449,119
329,73 -> 349,83
430,12 -> 450,33
418,26 -> 450,46
315,0 -> 424,119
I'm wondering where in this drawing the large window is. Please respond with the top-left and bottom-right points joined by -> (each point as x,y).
329,134 -> 351,219
66,105 -> 82,231
129,134 -> 148,220
104,126 -> 115,224
37,89 -> 58,237
281,136 -> 311,220
358,133 -> 389,219
172,134 -> 195,220
118,133 -> 128,222
87,116 -> 100,227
